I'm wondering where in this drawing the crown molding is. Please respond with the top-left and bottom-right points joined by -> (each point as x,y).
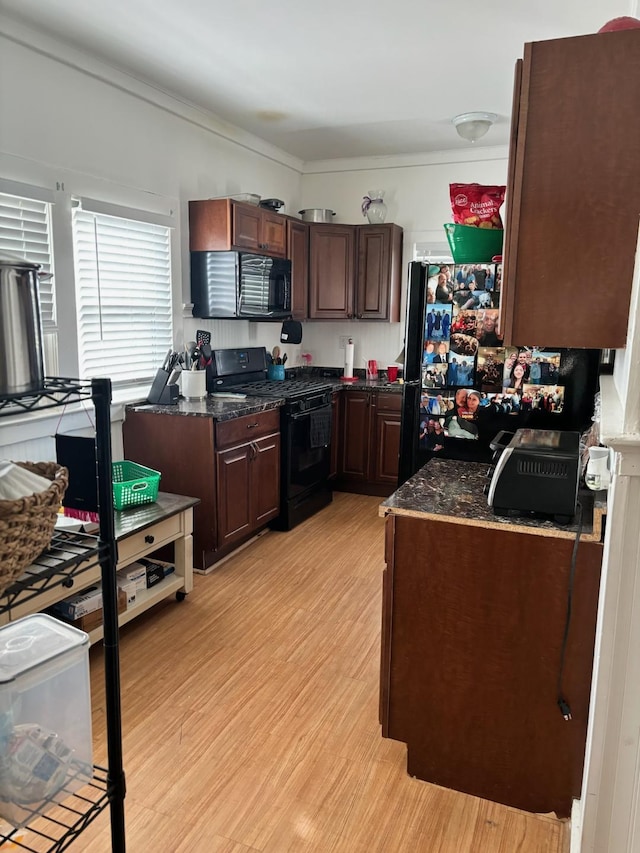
0,14 -> 305,175
302,145 -> 510,174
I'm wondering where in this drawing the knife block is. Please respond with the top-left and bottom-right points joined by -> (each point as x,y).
147,369 -> 179,405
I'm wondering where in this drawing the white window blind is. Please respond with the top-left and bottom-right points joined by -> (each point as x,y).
0,192 -> 56,330
72,208 -> 173,383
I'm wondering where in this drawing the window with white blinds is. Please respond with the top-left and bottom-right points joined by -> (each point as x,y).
0,192 -> 56,330
72,208 -> 173,383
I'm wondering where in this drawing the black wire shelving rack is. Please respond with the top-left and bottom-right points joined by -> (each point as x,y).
0,378 -> 126,852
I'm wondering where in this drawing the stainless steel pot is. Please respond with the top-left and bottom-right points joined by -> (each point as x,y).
0,258 -> 46,397
298,209 -> 336,223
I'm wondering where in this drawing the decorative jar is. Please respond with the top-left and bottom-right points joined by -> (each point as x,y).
362,190 -> 387,224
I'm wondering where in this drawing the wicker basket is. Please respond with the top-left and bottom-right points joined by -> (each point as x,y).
0,462 -> 69,595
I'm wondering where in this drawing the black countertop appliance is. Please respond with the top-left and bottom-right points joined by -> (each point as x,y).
486,428 -> 581,522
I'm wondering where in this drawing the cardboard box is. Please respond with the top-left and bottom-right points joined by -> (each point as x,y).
138,558 -> 174,588
51,585 -> 102,620
144,562 -> 164,589
116,576 -> 137,607
118,562 -> 147,592
71,588 -> 127,633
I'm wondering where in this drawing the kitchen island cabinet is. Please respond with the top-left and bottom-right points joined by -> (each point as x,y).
123,402 -> 281,571
379,459 -> 605,818
501,27 -> 640,349
308,223 -> 402,321
335,388 -> 402,495
189,198 -> 287,258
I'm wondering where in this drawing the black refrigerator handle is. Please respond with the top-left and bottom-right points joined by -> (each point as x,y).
404,262 -> 428,383
398,381 -> 421,487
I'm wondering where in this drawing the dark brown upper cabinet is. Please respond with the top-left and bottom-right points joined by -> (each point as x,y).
308,223 -> 402,321
308,224 -> 356,319
287,219 -> 309,320
189,199 -> 287,258
357,226 -> 402,321
501,28 -> 640,349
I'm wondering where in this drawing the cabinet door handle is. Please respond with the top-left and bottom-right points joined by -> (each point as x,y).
144,534 -> 155,544
247,422 -> 259,429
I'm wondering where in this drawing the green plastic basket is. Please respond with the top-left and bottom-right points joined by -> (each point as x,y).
112,461 -> 161,511
444,223 -> 504,264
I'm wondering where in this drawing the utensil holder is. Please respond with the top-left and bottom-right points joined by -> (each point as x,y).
268,364 -> 285,381
181,369 -> 207,400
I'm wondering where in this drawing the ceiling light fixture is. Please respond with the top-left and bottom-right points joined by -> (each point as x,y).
452,112 -> 498,143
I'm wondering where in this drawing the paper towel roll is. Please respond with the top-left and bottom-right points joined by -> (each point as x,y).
344,341 -> 354,378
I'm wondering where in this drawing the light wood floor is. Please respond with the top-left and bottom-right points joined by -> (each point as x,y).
80,492 -> 569,852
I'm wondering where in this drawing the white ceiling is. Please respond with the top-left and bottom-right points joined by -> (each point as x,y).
1,0 -> 635,162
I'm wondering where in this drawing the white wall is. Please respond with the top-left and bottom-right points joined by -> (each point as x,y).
298,151 -> 509,368
0,21 -> 509,380
0,22 -> 303,372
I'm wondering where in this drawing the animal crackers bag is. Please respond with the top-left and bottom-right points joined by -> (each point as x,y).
450,183 -> 505,229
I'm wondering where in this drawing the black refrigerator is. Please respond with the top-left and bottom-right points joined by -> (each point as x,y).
398,261 -> 601,485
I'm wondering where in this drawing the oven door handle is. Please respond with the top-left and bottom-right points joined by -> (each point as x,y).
289,405 -> 331,421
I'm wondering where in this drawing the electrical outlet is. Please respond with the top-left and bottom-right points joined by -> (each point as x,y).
338,336 -> 350,350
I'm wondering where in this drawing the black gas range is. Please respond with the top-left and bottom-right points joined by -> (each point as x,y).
206,347 -> 334,530
227,379 -> 333,413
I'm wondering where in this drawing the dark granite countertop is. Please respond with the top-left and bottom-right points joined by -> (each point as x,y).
283,367 -> 403,394
125,374 -> 402,421
380,459 -> 605,541
333,378 -> 403,394
125,395 -> 283,422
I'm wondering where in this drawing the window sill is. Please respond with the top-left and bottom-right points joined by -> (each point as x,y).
0,383 -> 150,448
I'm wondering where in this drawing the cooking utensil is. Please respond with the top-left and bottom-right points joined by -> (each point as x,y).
196,329 -> 211,347
282,354 -> 287,365
272,346 -> 281,364
260,198 -> 285,212
0,257 -> 46,396
185,341 -> 197,367
199,342 -> 212,369
298,209 -> 336,223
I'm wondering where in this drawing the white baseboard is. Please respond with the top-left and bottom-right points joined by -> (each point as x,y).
571,798 -> 582,852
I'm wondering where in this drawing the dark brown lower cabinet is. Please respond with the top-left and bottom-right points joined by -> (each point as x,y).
123,408 -> 280,570
380,512 -> 603,818
336,391 -> 401,496
216,432 -> 280,548
329,392 -> 340,480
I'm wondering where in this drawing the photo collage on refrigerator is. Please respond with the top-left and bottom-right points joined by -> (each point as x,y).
419,262 -> 566,452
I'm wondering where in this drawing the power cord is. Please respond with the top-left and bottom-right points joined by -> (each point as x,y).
557,500 -> 583,721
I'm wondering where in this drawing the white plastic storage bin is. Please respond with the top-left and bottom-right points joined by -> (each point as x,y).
0,614 -> 92,827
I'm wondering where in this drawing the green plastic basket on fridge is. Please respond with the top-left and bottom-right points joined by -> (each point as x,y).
444,223 -> 504,264
112,461 -> 161,510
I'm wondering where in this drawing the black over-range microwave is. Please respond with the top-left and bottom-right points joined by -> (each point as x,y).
191,251 -> 291,319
